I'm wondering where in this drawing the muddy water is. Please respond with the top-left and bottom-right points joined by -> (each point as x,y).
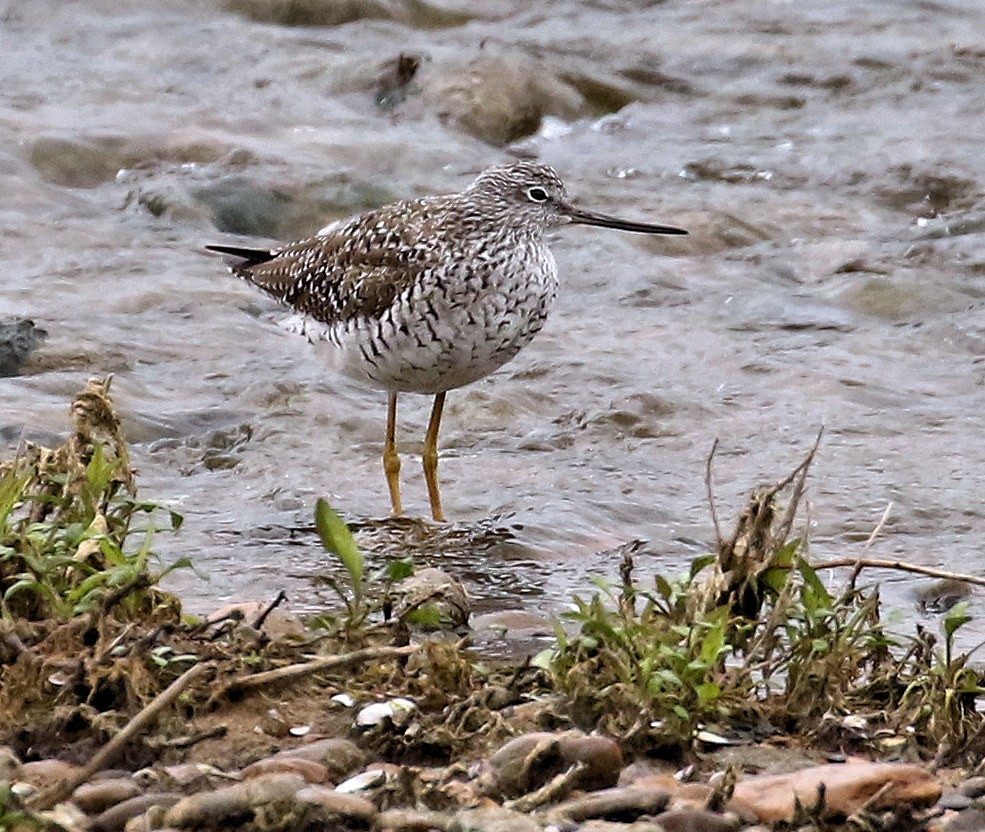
3,0 -> 985,648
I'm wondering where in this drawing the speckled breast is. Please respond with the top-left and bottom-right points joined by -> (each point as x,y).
334,242 -> 559,395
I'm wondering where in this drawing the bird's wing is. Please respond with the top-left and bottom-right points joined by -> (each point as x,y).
217,200 -> 447,326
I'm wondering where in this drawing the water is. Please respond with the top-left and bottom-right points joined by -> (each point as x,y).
3,0 -> 985,649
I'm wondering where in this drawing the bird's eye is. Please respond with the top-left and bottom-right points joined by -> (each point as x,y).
526,186 -> 550,203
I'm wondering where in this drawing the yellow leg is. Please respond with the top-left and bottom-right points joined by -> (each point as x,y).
423,392 -> 447,523
383,392 -> 403,516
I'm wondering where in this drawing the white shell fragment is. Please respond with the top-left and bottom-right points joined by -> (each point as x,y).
355,698 -> 417,728
335,768 -> 387,793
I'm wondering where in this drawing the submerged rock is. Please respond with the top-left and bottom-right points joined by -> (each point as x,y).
420,55 -> 587,145
0,319 -> 46,377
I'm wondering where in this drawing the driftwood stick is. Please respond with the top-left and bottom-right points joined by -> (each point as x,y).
705,437 -> 723,550
810,557 -> 985,588
218,644 -> 416,697
28,661 -> 213,810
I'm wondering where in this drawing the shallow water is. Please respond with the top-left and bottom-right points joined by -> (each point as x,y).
3,0 -> 985,650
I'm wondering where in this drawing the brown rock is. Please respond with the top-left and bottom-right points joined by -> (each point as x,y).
485,731 -> 623,798
295,785 -> 376,820
92,793 -> 182,832
658,808 -> 740,832
547,785 -> 672,823
21,758 -> 80,787
668,783 -> 715,810
730,761 -> 942,822
73,778 -> 143,814
240,756 -> 329,783
0,746 -> 23,782
375,807 -> 451,831
420,55 -> 587,146
271,737 -> 367,781
163,773 -> 305,828
449,806 -> 541,832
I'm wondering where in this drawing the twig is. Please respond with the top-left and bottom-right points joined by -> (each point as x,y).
705,437 -> 723,550
810,557 -> 985,588
28,661 -> 213,810
217,644 -> 416,698
505,762 -> 588,812
252,590 -> 288,630
864,501 -> 893,550
772,426 -> 823,547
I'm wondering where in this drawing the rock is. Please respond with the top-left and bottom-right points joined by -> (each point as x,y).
420,55 -> 587,146
0,319 -> 46,377
0,746 -> 23,782
269,737 -> 367,782
92,793 -> 182,832
21,758 -> 80,787
730,761 -> 942,822
958,776 -> 985,799
375,807 -> 452,830
295,785 -> 376,822
240,756 -> 330,783
667,782 -> 715,811
657,808 -> 740,832
72,778 -> 143,813
163,773 -> 305,828
939,791 -> 974,811
393,568 -> 470,629
449,806 -> 542,832
483,731 -> 622,799
224,0 -> 470,27
943,807 -> 985,831
547,785 -> 672,824
576,821 -> 666,832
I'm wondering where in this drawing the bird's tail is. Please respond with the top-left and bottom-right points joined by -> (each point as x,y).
205,244 -> 276,267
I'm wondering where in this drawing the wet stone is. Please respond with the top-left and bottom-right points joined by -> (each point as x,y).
420,55 -> 587,146
72,777 -> 143,814
657,808 -> 741,832
546,785 -> 672,824
163,773 -> 305,828
268,737 -> 367,781
483,731 -> 622,799
295,785 -> 376,821
943,807 -> 985,832
0,319 -> 46,377
958,776 -> 985,799
92,793 -> 182,832
239,756 -> 330,783
449,806 -> 542,832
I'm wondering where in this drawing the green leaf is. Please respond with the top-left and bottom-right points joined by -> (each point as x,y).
404,603 -> 445,628
944,601 -> 972,642
386,558 -> 415,582
315,498 -> 363,589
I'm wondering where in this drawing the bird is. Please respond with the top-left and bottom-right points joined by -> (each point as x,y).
208,161 -> 687,522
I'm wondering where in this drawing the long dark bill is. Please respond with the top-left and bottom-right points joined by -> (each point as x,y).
566,205 -> 688,236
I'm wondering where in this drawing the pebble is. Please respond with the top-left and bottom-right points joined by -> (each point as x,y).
92,793 -> 182,832
657,808 -> 741,832
484,731 -> 623,798
958,776 -> 985,799
163,773 -> 305,828
547,785 -> 672,824
239,756 -> 329,783
269,736 -> 366,781
0,746 -> 23,781
375,807 -> 452,831
21,758 -> 80,787
295,785 -> 376,820
448,806 -> 542,832
72,778 -> 143,813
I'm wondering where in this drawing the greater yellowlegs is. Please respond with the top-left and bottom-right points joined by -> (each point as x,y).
208,162 -> 687,521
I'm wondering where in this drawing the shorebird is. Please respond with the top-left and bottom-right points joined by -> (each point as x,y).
208,162 -> 686,522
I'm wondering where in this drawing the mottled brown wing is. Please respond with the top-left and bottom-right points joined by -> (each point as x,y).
232,199 -> 446,325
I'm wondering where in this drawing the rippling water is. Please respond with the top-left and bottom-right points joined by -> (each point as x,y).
3,0 -> 985,648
